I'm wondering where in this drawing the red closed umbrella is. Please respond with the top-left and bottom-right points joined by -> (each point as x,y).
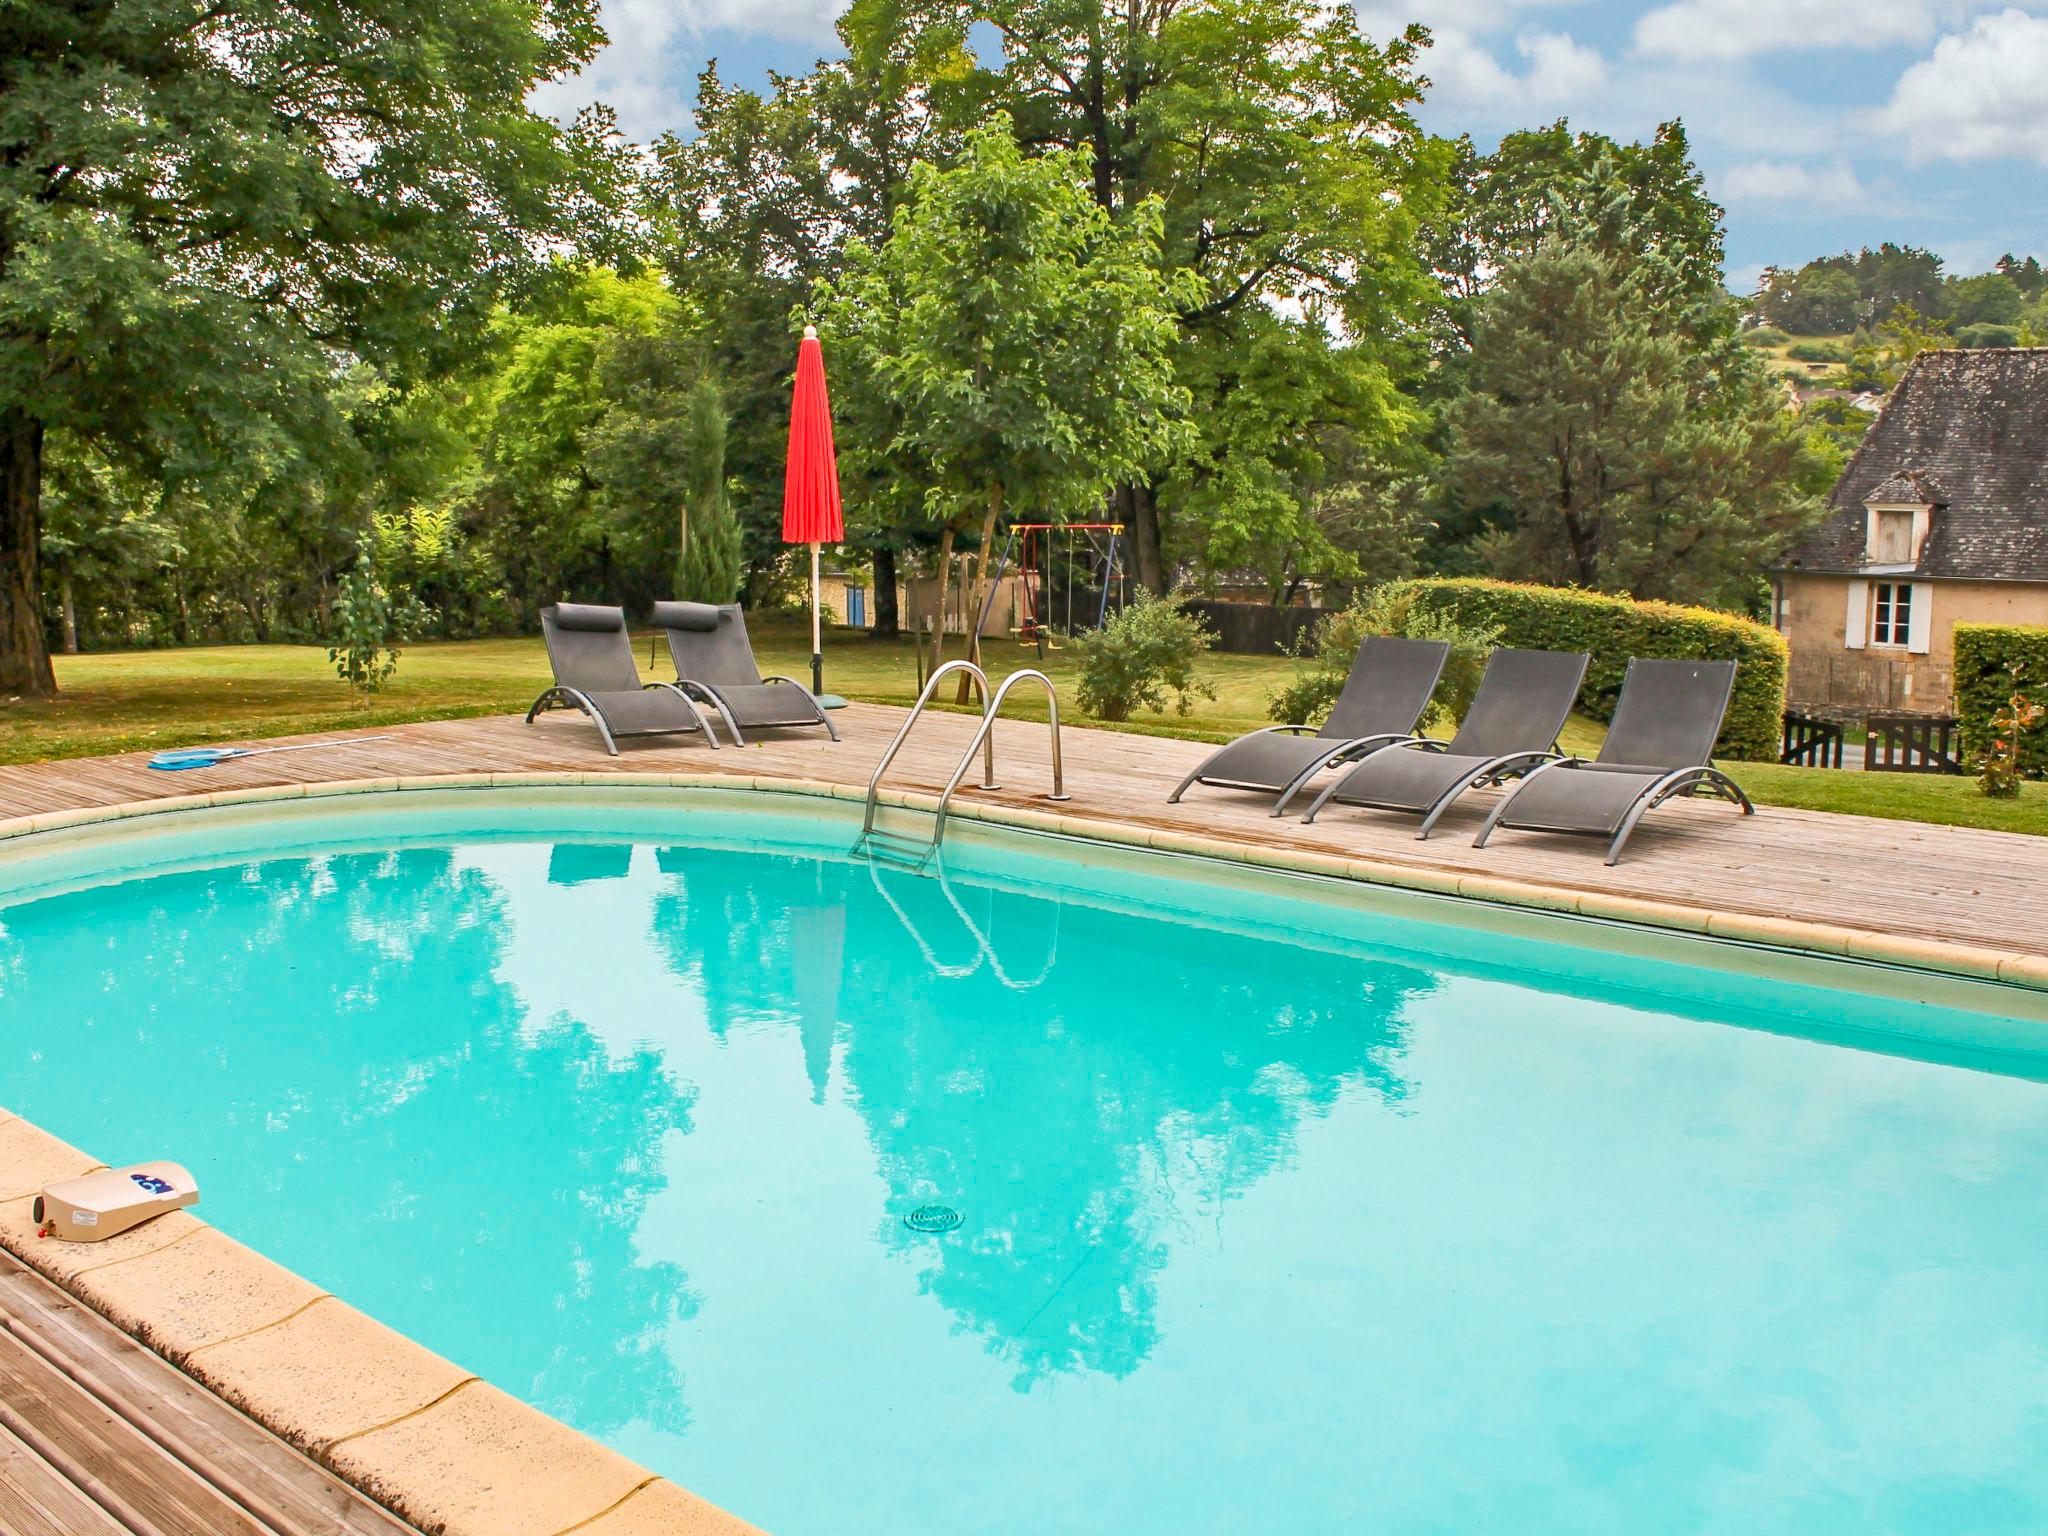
783,324 -> 844,697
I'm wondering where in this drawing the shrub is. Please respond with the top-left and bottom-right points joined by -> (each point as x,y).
1955,322 -> 2021,350
1374,577 -> 1788,760
1956,624 -> 2048,779
1270,586 -> 1501,732
1975,672 -> 2044,798
1072,590 -> 1217,723
326,531 -> 426,706
1743,325 -> 1789,347
1786,339 -> 1849,364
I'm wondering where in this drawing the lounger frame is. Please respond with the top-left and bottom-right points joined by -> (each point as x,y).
1298,742 -> 1566,836
524,682 -> 720,757
1472,758 -> 1754,865
672,675 -> 840,747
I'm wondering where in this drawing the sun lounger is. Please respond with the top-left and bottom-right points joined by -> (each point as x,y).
526,603 -> 719,755
1299,647 -> 1590,837
1473,658 -> 1753,864
654,601 -> 838,745
1167,635 -> 1451,814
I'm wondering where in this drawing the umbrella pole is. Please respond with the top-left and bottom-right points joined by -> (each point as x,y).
810,540 -> 823,696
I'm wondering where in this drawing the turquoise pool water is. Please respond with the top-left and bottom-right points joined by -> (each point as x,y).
2,794 -> 2045,1534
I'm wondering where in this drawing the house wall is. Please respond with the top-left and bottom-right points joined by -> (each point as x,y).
1779,574 -> 2048,713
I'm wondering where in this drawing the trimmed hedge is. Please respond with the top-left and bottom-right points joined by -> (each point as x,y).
1955,623 -> 2048,779
1379,578 -> 1788,761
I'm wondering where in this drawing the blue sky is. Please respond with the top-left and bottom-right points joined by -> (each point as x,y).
532,1 -> 2048,288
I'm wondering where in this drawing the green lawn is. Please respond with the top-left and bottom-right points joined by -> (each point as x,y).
4,615 -> 2043,835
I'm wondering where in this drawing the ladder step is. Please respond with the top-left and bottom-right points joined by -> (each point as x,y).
853,829 -> 937,870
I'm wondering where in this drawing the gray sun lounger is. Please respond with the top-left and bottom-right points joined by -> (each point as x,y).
1299,647 -> 1591,837
526,602 -> 719,756
654,601 -> 839,745
1473,657 -> 1754,865
1167,634 -> 1451,814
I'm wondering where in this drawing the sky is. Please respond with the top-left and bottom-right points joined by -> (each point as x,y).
530,0 -> 2048,290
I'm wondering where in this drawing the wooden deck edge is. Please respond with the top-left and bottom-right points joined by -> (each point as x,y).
2,771 -> 2041,992
0,1109 -> 765,1536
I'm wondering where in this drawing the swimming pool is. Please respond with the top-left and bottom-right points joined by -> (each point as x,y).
3,788 -> 2045,1534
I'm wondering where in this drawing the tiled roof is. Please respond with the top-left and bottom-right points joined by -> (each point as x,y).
1776,348 -> 2048,581
1861,466 -> 1948,506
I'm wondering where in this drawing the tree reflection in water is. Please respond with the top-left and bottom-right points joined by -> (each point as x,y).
651,847 -> 1432,1389
1,844 -> 699,1438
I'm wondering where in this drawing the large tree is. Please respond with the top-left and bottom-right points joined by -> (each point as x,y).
1427,120 -> 1727,348
0,0 -> 629,695
1446,242 -> 1819,612
817,118 -> 1191,671
649,0 -> 990,624
980,0 -> 1445,592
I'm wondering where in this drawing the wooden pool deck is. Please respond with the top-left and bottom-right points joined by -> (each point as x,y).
0,1244 -> 416,1536
2,702 -> 2042,967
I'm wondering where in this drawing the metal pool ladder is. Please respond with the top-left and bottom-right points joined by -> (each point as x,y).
853,660 -> 1070,870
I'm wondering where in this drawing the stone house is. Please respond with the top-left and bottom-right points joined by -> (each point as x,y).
1769,347 -> 2048,715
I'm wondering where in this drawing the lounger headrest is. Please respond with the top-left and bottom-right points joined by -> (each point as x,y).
550,602 -> 626,633
651,601 -> 724,633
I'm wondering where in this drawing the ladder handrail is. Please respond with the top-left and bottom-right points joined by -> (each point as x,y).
934,668 -> 1068,845
861,660 -> 994,839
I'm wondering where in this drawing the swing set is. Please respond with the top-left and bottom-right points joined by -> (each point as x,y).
975,522 -> 1129,652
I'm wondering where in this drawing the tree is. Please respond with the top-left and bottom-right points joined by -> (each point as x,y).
0,0 -> 630,695
817,118 -> 1192,674
1945,272 -> 2025,328
1446,243 -> 1819,612
672,379 -> 742,605
467,268 -> 695,611
983,0 -> 1444,592
650,1 -> 991,622
1430,120 -> 1728,345
1778,268 -> 1861,335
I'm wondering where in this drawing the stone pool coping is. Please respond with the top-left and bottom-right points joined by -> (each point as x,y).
3,771 -> 2044,991
1,771 -> 2042,1536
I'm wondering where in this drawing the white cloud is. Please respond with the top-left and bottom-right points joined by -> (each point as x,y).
1718,159 -> 1867,206
1876,8 -> 2048,163
530,0 -> 846,142
1401,26 -> 1608,115
1633,0 -> 1945,61
680,0 -> 845,42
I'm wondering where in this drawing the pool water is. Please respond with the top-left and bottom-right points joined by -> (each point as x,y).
2,798 -> 2045,1534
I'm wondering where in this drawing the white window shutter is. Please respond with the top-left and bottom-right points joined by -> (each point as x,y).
1843,582 -> 1868,650
1906,583 -> 1932,654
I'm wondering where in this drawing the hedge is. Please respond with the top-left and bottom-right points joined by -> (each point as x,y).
1954,623 -> 2048,779
1378,578 -> 1788,761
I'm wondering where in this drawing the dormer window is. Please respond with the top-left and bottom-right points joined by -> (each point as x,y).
1859,468 -> 1943,569
1870,509 -> 1915,564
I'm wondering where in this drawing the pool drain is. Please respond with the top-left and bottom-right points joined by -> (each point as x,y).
905,1204 -> 963,1234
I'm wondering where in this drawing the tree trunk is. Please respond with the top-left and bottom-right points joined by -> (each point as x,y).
0,410 -> 55,697
956,484 -> 1003,702
1118,482 -> 1168,595
931,525 -> 956,672
59,571 -> 78,654
871,545 -> 899,638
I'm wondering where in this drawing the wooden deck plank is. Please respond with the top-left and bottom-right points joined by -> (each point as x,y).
0,703 -> 2041,958
0,1323 -> 270,1536
0,1420 -> 130,1536
0,1248 -> 418,1536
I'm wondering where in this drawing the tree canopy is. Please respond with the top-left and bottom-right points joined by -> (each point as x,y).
0,0 -> 631,693
2,0 -> 1932,688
